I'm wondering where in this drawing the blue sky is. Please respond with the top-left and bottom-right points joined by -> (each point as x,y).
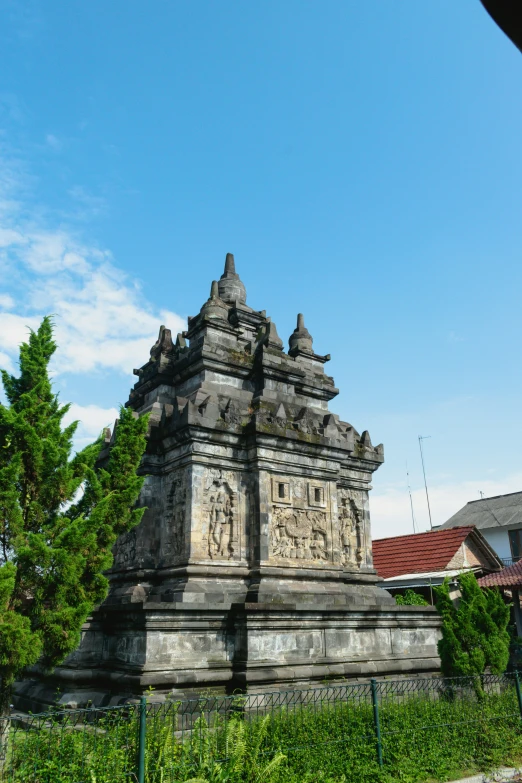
1,0 -> 521,538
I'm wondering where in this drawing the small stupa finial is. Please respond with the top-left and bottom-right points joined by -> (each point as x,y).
288,312 -> 313,356
200,279 -> 228,321
218,252 -> 246,305
224,253 -> 236,275
150,324 -> 174,360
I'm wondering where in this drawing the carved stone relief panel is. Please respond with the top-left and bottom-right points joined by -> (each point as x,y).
113,528 -> 137,568
201,468 -> 239,561
162,469 -> 188,562
243,477 -> 256,562
290,477 -> 304,501
271,506 -> 330,561
269,475 -> 332,564
113,475 -> 158,569
337,488 -> 371,568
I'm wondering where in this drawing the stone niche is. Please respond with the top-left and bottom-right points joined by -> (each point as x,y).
15,254 -> 441,712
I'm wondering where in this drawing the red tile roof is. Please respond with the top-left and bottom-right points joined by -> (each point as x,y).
478,559 -> 522,588
373,526 -> 476,579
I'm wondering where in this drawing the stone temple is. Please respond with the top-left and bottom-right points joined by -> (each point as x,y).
17,254 -> 440,710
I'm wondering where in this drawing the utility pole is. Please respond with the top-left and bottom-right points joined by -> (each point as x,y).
418,435 -> 433,530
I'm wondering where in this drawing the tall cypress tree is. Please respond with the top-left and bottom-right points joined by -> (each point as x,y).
435,571 -> 510,690
0,317 -> 148,715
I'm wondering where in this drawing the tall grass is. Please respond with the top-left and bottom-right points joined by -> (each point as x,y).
4,683 -> 522,783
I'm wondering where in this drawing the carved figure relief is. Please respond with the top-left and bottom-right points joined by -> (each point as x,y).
164,471 -> 187,558
338,489 -> 365,567
113,475 -> 158,568
271,507 -> 329,561
208,483 -> 232,558
113,528 -> 137,567
203,470 -> 238,560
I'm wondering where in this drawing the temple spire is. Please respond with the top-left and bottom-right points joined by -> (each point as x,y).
218,252 -> 247,305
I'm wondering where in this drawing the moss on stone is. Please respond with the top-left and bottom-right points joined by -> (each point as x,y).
295,430 -> 322,444
226,348 -> 254,366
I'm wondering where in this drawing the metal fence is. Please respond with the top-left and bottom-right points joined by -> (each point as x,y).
1,672 -> 521,783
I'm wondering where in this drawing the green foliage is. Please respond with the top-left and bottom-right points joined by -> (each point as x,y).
182,714 -> 286,782
395,590 -> 429,606
0,317 -> 148,703
4,680 -> 522,783
435,572 -> 511,682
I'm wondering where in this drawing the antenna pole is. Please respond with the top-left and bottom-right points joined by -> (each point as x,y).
406,464 -> 417,534
418,435 -> 433,530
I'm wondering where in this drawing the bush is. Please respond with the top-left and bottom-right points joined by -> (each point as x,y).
395,590 -> 429,606
435,572 -> 510,684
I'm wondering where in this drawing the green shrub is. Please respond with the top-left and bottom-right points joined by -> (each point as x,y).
395,590 -> 429,606
435,572 -> 511,685
182,714 -> 286,782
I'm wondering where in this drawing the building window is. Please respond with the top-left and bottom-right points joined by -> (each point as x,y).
314,487 -> 321,503
279,483 -> 286,499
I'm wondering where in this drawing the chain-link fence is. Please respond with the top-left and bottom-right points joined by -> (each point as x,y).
1,672 -> 521,782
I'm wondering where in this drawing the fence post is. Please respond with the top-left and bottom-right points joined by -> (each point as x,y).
370,678 -> 383,768
515,670 -> 522,720
137,696 -> 147,783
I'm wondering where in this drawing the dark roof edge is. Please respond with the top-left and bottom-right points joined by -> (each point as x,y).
373,526 -> 474,544
467,490 -> 522,505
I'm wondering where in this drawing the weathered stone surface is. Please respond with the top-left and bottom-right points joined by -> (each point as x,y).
15,254 -> 441,711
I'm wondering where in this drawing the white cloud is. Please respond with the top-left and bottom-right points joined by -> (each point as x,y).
0,228 -> 24,247
370,472 -> 522,540
0,312 -> 41,351
0,293 -> 14,309
63,403 -> 120,451
0,351 -> 14,373
63,402 -> 119,433
20,231 -> 92,274
0,152 -> 186,379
